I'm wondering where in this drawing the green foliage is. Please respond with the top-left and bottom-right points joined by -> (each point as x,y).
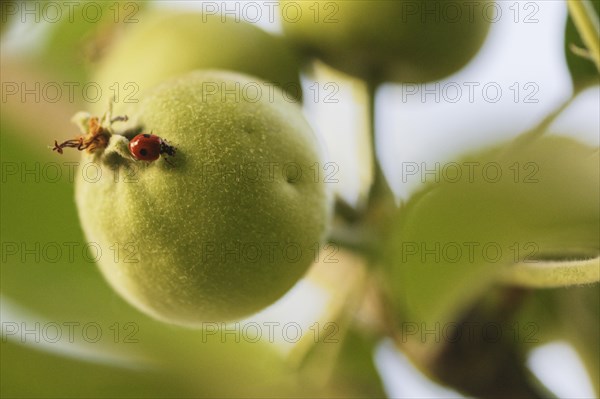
565,0 -> 600,91
384,134 -> 599,328
325,328 -> 388,397
27,1 -> 146,83
0,0 -> 16,33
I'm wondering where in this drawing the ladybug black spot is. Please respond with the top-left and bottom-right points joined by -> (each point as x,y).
140,148 -> 148,156
143,134 -> 151,138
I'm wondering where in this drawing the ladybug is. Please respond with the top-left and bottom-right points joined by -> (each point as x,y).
129,133 -> 176,163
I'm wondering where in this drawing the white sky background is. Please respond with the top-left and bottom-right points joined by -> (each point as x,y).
2,1 -> 598,398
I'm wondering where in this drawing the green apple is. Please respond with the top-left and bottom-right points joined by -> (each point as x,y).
75,70 -> 330,326
280,0 -> 492,83
92,9 -> 302,112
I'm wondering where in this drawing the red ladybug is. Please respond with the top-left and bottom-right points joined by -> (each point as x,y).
129,133 -> 176,163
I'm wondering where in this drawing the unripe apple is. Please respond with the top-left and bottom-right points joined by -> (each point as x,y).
280,0 -> 492,83
92,10 -> 303,111
75,70 -> 330,326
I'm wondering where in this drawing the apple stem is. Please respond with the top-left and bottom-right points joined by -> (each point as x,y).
358,82 -> 398,250
365,82 -> 395,209
328,82 -> 397,258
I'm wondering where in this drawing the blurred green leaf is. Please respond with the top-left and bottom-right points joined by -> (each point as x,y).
295,322 -> 386,398
565,0 -> 600,92
1,116 -> 116,324
280,255 -> 386,397
324,328 -> 387,398
384,134 -> 599,328
510,289 -> 565,348
1,3 -> 11,34
15,1 -> 146,83
0,340 -> 195,398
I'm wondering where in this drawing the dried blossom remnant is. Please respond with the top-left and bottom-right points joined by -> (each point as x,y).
52,110 -> 128,155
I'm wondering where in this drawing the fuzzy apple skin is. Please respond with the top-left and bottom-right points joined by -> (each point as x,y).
76,70 -> 330,326
280,0 -> 492,83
